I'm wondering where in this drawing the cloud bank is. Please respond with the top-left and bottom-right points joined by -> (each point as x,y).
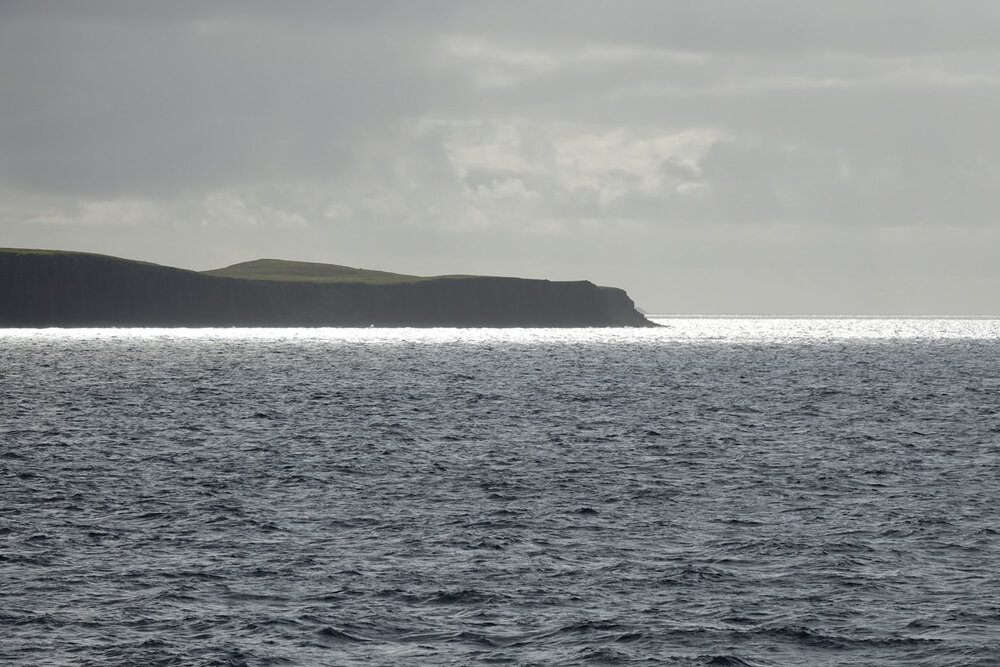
3,1 -> 1000,313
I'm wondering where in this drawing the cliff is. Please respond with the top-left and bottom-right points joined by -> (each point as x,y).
0,249 -> 656,327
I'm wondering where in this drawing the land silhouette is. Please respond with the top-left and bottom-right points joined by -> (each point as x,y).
0,249 -> 654,327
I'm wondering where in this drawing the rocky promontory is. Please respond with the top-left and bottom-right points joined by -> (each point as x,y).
0,249 -> 655,327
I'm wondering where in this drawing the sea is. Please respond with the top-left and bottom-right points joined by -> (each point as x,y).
2,318 -> 998,666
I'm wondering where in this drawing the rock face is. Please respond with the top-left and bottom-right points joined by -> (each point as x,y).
0,250 -> 656,327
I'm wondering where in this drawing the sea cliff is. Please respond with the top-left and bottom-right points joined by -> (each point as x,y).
0,249 -> 655,327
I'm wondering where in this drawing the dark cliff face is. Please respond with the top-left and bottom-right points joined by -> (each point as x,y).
0,250 -> 655,327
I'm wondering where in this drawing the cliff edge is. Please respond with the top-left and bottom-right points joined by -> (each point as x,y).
0,249 -> 656,327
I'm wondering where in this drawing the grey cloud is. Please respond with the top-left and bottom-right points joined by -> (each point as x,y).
5,2 -> 999,200
5,1 -> 1000,313
0,1 -> 462,27
449,1 -> 1000,56
0,7 -> 467,196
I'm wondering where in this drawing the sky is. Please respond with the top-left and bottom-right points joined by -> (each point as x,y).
3,1 -> 1000,315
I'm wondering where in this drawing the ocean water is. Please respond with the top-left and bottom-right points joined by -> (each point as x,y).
2,319 -> 999,666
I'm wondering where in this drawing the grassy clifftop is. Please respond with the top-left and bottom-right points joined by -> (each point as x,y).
0,247 -> 170,269
202,258 -> 424,284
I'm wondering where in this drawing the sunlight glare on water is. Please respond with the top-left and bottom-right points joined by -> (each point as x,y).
4,318 -> 1000,345
3,318 -> 1000,665
648,317 -> 1000,342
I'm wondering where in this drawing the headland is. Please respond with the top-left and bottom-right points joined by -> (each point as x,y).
0,249 -> 656,327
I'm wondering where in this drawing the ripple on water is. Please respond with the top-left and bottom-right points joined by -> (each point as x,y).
1,322 -> 999,665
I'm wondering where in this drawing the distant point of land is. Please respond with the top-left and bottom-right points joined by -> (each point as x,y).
0,248 -> 656,328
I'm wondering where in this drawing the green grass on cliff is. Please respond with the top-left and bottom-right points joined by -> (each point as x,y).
0,247 -> 177,270
1,248 -> 73,256
202,259 -> 488,284
0,247 -> 150,261
0,249 -> 543,286
201,259 -> 430,284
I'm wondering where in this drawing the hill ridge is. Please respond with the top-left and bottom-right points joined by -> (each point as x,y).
0,248 -> 656,327
202,258 -> 421,284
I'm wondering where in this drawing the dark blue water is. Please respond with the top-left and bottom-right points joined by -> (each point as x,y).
2,321 -> 999,665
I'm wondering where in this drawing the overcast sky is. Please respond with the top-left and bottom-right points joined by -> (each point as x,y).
3,1 -> 1000,314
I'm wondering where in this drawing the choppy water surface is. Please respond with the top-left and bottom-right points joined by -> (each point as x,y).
2,319 -> 999,666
